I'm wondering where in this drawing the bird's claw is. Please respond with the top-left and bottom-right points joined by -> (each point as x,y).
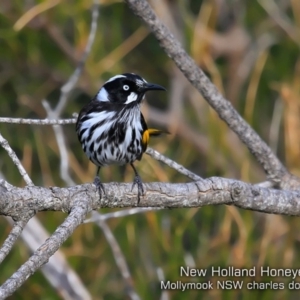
94,176 -> 106,198
131,175 -> 145,204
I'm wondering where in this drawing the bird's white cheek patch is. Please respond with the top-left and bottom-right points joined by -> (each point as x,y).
96,87 -> 109,102
125,92 -> 138,104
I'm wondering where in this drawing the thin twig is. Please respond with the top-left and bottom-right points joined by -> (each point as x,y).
0,132 -> 33,186
146,107 -> 231,169
0,117 -> 76,125
269,97 -> 283,154
92,212 -> 140,300
85,207 -> 162,223
157,267 -> 169,300
42,101 -> 76,186
13,0 -> 60,31
0,218 -> 31,264
54,0 -> 99,116
146,148 -> 202,181
258,0 -> 300,48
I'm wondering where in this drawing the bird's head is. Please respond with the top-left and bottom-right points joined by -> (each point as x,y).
95,73 -> 166,104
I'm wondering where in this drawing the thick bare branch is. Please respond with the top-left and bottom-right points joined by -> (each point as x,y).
123,0 -> 299,189
1,179 -> 300,218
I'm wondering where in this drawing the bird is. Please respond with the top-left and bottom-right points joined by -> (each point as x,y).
76,73 -> 166,203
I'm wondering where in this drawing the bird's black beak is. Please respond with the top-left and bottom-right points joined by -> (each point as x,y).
143,83 -> 166,92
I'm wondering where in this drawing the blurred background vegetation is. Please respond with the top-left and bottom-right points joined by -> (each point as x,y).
1,0 -> 300,299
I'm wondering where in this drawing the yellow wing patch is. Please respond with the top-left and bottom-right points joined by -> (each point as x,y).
142,129 -> 150,148
142,128 -> 167,152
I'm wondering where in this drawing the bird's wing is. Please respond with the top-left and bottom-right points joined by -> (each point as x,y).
140,113 -> 168,153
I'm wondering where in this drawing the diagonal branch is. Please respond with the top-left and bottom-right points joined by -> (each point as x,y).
42,101 -> 76,186
54,0 -> 99,116
146,148 -> 202,181
93,212 -> 140,300
124,0 -> 299,189
19,217 -> 92,300
0,133 -> 33,186
258,0 -> 300,48
0,217 -> 31,264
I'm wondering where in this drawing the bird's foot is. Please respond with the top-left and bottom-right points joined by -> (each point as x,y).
131,175 -> 145,205
94,176 -> 106,198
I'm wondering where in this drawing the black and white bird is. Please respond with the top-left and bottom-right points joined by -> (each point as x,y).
76,73 -> 166,203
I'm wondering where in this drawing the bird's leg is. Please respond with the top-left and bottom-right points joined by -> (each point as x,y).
130,163 -> 145,204
94,166 -> 106,198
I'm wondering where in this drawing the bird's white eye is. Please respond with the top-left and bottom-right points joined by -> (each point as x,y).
123,85 -> 130,91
